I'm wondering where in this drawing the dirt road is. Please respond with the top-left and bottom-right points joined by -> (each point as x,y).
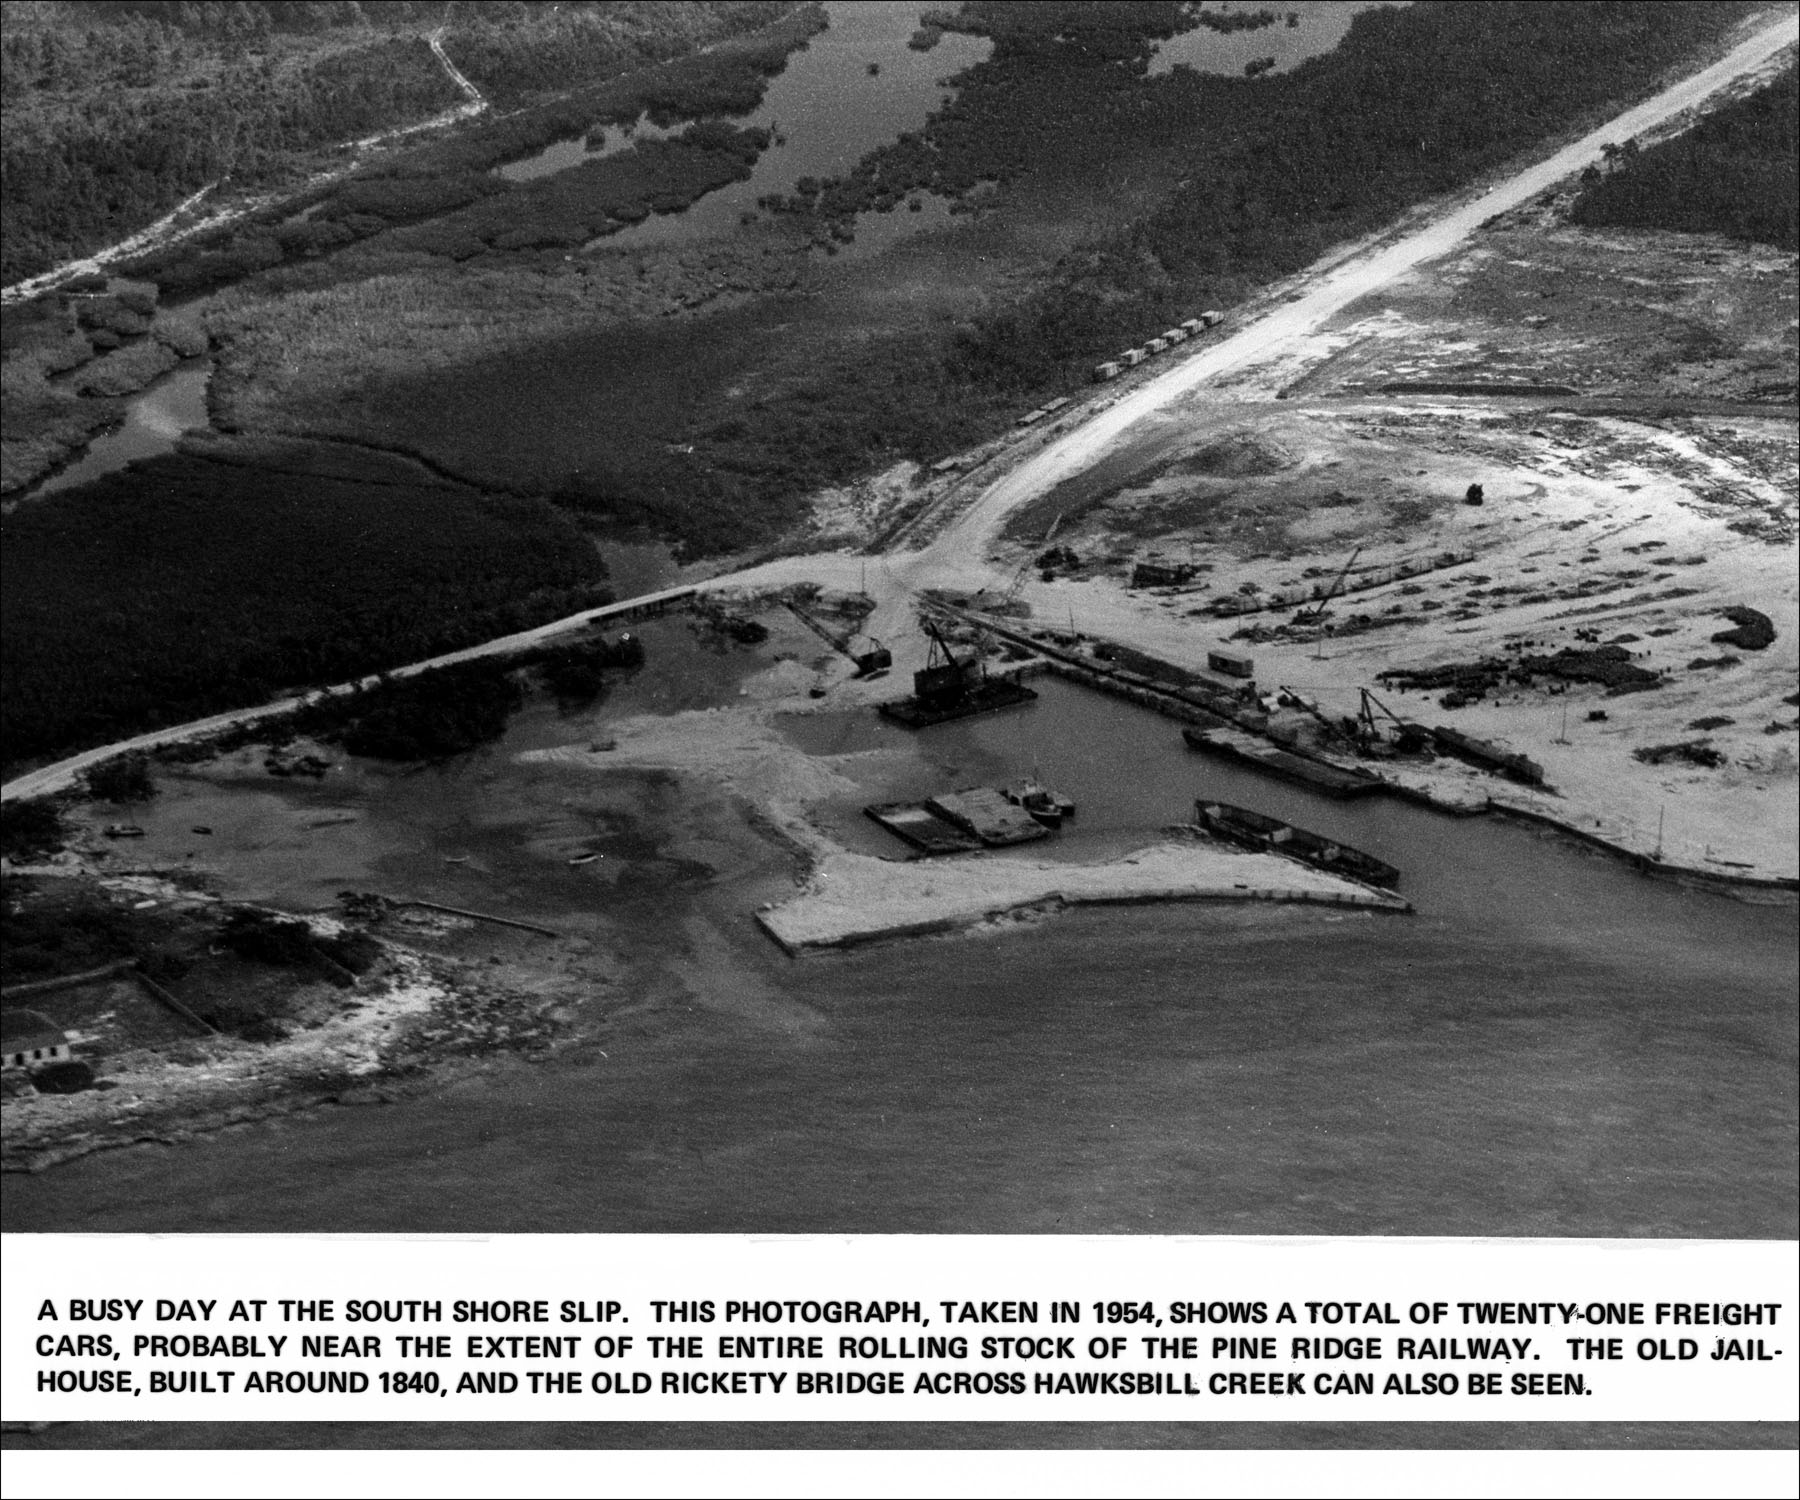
892,9 -> 1800,600
7,10 -> 1794,803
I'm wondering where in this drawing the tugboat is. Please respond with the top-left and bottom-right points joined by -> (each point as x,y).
1001,777 -> 1076,829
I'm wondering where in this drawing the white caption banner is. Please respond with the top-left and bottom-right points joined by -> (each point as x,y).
4,1235 -> 1794,1424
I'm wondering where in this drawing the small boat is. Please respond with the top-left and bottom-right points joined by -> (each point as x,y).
442,855 -> 470,865
1194,800 -> 1400,888
102,824 -> 146,839
568,853 -> 600,866
1000,777 -> 1075,828
191,826 -> 214,836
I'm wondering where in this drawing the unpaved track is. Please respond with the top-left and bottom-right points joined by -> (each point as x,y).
1,32 -> 488,307
7,12 -> 1794,803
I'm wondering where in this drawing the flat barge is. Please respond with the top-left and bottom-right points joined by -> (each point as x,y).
1194,799 -> 1400,888
927,787 -> 1048,846
865,802 -> 984,855
865,786 -> 1052,854
1183,726 -> 1385,799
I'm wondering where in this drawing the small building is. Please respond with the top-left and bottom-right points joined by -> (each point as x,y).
1161,327 -> 1188,344
1092,361 -> 1122,382
2,1010 -> 72,1071
1179,318 -> 1205,337
1199,309 -> 1224,327
1208,648 -> 1255,679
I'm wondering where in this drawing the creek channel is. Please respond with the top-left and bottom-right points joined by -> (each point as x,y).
8,648 -> 1792,1240
27,355 -> 213,500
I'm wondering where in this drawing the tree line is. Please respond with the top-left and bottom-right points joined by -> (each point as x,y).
1569,65 -> 1797,249
0,453 -> 608,770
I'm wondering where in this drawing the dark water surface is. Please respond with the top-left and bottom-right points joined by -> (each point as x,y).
28,358 -> 212,499
598,1 -> 993,253
1146,1 -> 1406,79
7,672 -> 1792,1239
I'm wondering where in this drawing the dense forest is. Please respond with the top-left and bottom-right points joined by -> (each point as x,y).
774,1 -> 1757,398
0,1 -> 796,283
0,19 -> 458,283
1570,65 -> 1798,249
124,5 -> 819,296
0,455 -> 606,770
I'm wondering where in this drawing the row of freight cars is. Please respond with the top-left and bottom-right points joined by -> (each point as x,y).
1092,311 -> 1224,382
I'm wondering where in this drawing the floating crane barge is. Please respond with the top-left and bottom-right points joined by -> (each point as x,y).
878,620 -> 1037,729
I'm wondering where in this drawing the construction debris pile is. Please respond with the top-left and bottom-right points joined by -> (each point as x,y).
1633,739 -> 1728,769
1379,643 -> 1664,707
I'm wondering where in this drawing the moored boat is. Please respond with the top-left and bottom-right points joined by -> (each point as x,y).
1000,777 -> 1075,828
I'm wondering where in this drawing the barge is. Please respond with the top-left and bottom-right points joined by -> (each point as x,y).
927,788 -> 1049,847
879,677 -> 1037,729
1182,726 -> 1385,799
1194,800 -> 1400,888
865,785 -> 1055,855
865,803 -> 984,855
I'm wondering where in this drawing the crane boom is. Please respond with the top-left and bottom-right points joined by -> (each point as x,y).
1302,546 -> 1363,621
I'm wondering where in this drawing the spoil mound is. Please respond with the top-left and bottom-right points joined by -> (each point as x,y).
1633,740 -> 1726,769
1175,433 -> 1295,477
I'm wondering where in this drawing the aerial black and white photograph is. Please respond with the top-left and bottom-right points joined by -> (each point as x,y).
1,0 -> 1795,1478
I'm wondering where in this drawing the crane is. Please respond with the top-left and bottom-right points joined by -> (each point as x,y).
1355,686 -> 1430,754
1299,546 -> 1363,623
914,619 -> 978,705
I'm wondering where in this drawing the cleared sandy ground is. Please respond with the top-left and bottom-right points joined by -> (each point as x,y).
757,837 -> 1407,953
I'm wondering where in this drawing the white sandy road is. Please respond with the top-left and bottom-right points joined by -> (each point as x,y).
6,12 -> 1794,803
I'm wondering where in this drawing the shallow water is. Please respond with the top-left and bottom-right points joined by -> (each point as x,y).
495,112 -> 683,183
1146,1 -> 1404,79
31,358 -> 211,498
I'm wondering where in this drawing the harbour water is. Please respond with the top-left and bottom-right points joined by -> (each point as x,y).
7,668 -> 1791,1242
